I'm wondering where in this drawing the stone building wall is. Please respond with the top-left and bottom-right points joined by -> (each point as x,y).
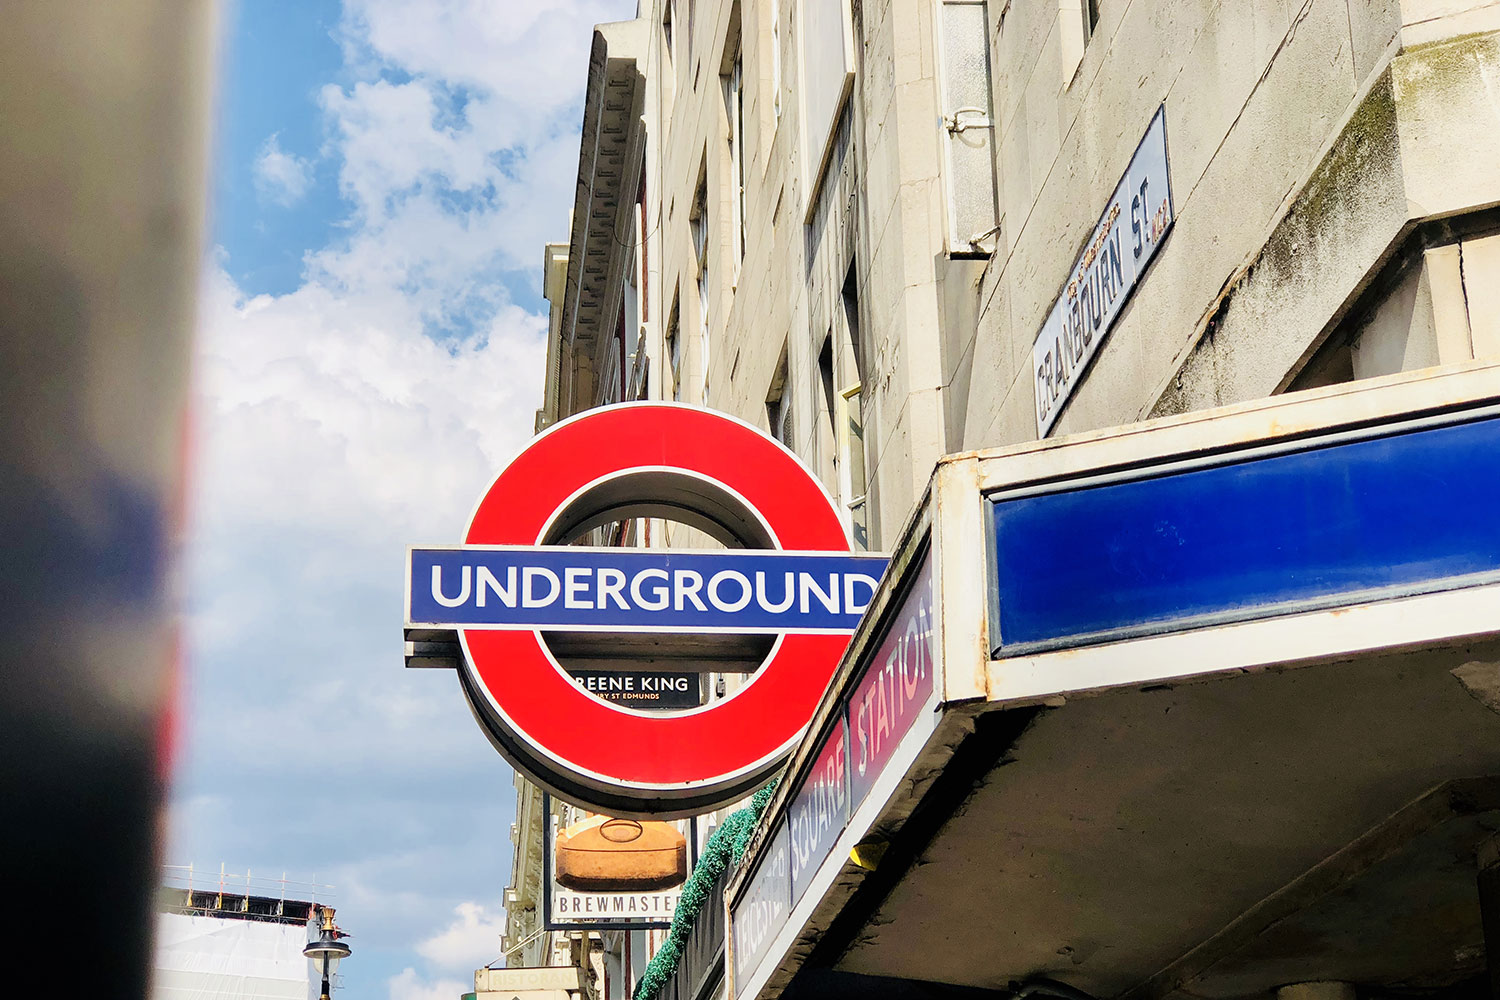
960,0 -> 1500,448
644,0 -> 954,550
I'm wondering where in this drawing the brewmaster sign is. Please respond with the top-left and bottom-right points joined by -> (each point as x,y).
404,404 -> 888,816
543,793 -> 696,930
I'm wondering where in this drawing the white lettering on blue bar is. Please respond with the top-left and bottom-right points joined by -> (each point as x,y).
407,547 -> 889,634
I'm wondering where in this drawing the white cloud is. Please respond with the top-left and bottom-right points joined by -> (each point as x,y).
343,0 -> 623,108
416,902 -> 506,970
313,0 -> 630,290
181,244 -> 533,1000
321,80 -> 489,218
170,0 -> 638,994
253,133 -> 314,206
192,264 -> 543,551
388,968 -> 472,1000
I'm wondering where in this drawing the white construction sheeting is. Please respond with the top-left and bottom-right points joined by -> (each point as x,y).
153,913 -> 311,1000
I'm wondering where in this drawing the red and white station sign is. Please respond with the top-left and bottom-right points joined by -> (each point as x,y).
427,404 -> 873,817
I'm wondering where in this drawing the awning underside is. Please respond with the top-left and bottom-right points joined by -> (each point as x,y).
826,636 -> 1500,1000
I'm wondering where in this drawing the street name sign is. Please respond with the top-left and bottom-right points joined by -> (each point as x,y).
1032,105 -> 1173,436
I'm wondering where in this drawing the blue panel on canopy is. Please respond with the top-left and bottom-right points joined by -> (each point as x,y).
990,413 -> 1500,654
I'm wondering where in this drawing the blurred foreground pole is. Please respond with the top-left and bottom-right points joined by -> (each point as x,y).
0,2 -> 216,995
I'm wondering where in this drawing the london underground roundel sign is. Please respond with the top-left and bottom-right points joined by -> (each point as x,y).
404,404 -> 888,817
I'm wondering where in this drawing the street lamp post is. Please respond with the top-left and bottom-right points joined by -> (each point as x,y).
304,906 -> 352,1000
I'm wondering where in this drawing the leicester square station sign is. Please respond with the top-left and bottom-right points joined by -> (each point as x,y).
404,404 -> 889,817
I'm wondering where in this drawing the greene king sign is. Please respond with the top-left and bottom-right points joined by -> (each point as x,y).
404,404 -> 888,816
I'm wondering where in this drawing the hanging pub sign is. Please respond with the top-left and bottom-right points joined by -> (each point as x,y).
569,670 -> 701,710
404,404 -> 889,817
542,792 -> 698,930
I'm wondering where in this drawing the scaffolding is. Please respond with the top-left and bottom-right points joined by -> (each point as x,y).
158,864 -> 336,926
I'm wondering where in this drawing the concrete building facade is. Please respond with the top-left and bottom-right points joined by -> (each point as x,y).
511,1 -> 1500,999
540,0 -> 1500,550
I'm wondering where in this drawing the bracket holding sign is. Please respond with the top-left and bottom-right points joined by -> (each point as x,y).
403,404 -> 889,818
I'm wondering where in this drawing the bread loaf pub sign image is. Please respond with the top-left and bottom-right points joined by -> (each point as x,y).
404,404 -> 888,916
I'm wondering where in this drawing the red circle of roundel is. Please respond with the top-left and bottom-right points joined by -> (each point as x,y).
459,403 -> 852,798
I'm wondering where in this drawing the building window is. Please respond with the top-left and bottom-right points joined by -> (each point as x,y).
1083,0 -> 1100,42
1059,0 -> 1098,82
690,172 -> 710,404
837,384 -> 867,549
637,172 -> 650,326
841,264 -> 864,381
665,293 -> 682,402
595,305 -> 625,407
771,0 -> 782,123
662,1 -> 677,113
724,41 -> 747,275
765,344 -> 793,449
837,266 -> 868,548
938,0 -> 999,253
1288,236 -> 1500,392
817,333 -> 837,483
624,251 -> 641,399
797,0 -> 855,211
627,168 -> 649,399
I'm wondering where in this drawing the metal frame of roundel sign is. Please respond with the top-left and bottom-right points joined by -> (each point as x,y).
404,404 -> 889,817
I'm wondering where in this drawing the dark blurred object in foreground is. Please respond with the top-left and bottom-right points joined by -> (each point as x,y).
0,3 -> 215,996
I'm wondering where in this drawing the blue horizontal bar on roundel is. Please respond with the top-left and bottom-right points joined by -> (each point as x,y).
407,547 -> 890,634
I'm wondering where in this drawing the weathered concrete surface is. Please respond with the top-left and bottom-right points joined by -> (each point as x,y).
837,639 -> 1500,996
1152,26 -> 1500,418
961,0 -> 1500,450
1149,70 -> 1405,416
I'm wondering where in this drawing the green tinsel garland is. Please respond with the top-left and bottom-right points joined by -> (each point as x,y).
632,781 -> 778,1000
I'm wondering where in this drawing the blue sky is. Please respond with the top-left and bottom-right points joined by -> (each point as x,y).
212,0 -> 344,298
172,2 -> 634,998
